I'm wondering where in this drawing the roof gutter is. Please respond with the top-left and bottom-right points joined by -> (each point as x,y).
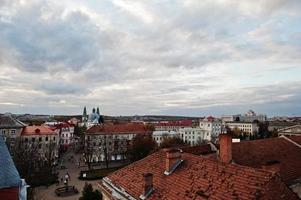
102,177 -> 137,200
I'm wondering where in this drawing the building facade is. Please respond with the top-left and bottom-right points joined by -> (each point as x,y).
0,114 -> 26,151
154,120 -> 193,132
199,116 -> 221,142
152,131 -> 179,146
226,121 -> 259,136
20,126 -> 59,162
85,123 -> 151,162
179,127 -> 206,146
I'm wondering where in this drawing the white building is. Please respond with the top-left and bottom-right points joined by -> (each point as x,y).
179,127 -> 206,146
154,120 -> 193,132
152,131 -> 180,146
226,122 -> 259,136
47,122 -> 75,150
199,116 -> 222,142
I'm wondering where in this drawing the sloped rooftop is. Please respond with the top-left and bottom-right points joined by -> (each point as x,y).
0,136 -> 21,189
0,114 -> 26,129
86,123 -> 150,135
102,150 -> 297,200
232,136 -> 301,186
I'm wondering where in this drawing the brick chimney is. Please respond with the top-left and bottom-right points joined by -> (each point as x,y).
219,134 -> 232,163
262,160 -> 281,173
164,149 -> 183,175
139,173 -> 153,200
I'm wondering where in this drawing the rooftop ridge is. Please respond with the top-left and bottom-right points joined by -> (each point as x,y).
280,135 -> 301,148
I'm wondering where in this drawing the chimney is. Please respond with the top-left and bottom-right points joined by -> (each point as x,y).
164,149 -> 183,175
262,160 -> 281,173
139,173 -> 153,200
219,134 -> 232,163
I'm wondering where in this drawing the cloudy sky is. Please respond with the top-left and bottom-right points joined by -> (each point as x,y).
0,0 -> 301,117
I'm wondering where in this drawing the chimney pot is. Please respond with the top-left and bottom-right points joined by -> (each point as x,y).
164,148 -> 182,175
219,134 -> 232,163
140,173 -> 153,199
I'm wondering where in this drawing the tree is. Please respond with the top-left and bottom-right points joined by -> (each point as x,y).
79,183 -> 102,200
83,136 -> 94,170
128,134 -> 156,162
257,122 -> 269,139
10,138 -> 57,187
160,137 -> 186,148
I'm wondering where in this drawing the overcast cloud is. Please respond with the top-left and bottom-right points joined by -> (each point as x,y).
0,0 -> 301,116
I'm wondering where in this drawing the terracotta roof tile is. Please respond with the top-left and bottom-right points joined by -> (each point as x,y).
180,144 -> 216,155
288,135 -> 301,145
231,137 -> 301,186
86,123 -> 150,135
21,125 -> 56,136
102,150 -> 297,200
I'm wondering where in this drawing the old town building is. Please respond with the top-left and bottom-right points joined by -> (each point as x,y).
85,123 -> 151,162
21,125 -> 59,162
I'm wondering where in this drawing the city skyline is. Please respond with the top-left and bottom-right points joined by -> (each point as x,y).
1,0 -> 301,116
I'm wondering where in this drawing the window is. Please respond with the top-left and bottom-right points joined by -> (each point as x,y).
32,138 -> 35,142
46,137 -> 48,141
38,144 -> 42,149
39,137 -> 42,142
11,130 -> 16,134
53,137 -> 56,141
2,130 -> 5,134
25,138 -> 28,142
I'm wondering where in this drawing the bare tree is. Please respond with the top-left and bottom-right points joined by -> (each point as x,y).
84,136 -> 94,170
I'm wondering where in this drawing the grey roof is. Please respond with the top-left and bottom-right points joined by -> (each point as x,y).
0,114 -> 26,129
0,135 -> 22,189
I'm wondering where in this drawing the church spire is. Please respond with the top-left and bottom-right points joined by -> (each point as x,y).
82,106 -> 88,123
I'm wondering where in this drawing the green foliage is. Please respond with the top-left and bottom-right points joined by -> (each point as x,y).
128,134 -> 156,161
74,125 -> 86,136
79,183 -> 102,200
160,137 -> 186,148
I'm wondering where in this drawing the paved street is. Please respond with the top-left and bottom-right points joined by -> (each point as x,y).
35,151 -> 100,200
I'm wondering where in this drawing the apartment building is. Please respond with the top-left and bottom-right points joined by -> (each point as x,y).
0,114 -> 26,150
85,123 -> 151,162
152,130 -> 179,146
21,125 -> 59,162
179,127 -> 206,146
199,116 -> 221,142
226,121 -> 259,136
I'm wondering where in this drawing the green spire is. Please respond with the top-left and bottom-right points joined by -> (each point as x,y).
92,107 -> 96,113
83,106 -> 88,122
96,107 -> 100,115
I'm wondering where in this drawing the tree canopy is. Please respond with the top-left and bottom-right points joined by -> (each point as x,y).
160,137 -> 186,148
128,134 -> 156,161
79,183 -> 102,200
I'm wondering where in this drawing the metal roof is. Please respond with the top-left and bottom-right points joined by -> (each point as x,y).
0,135 -> 22,189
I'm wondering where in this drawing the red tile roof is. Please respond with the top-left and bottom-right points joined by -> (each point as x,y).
232,137 -> 301,186
86,123 -> 150,135
155,120 -> 193,127
101,150 -> 297,200
288,135 -> 301,145
47,122 -> 73,131
180,144 -> 216,155
21,125 -> 57,136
